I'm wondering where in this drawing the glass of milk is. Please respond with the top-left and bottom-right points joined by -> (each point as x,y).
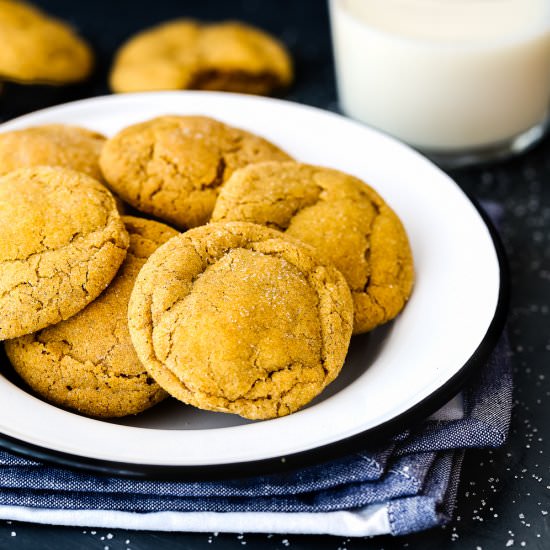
329,0 -> 550,167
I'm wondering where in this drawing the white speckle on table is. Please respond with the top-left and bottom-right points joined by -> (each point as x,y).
10,532 -> 16,537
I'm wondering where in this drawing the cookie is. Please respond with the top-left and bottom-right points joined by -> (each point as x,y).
5,216 -> 178,418
0,124 -> 106,180
110,19 -> 292,95
211,162 -> 414,334
128,222 -> 353,420
0,1 -> 93,84
0,166 -> 129,341
99,115 -> 291,229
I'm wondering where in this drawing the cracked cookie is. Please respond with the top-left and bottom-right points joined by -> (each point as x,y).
99,115 -> 291,229
0,0 -> 93,84
5,216 -> 178,418
128,221 -> 353,420
110,19 -> 292,95
0,124 -> 106,180
0,124 -> 126,212
211,162 -> 414,334
0,166 -> 129,340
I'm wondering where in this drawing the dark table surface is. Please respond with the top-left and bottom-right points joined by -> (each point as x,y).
0,1 -> 549,548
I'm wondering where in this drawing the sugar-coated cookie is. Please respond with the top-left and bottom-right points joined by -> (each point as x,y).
128,222 -> 353,420
5,217 -> 178,418
0,124 -> 105,180
0,166 -> 128,340
110,20 -> 292,95
211,162 -> 414,333
100,115 -> 291,229
0,1 -> 93,84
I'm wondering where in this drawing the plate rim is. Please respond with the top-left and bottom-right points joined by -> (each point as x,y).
0,92 -> 509,479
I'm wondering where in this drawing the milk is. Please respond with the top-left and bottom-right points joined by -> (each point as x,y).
330,0 -> 550,152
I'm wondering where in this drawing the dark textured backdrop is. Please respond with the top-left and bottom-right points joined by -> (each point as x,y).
0,1 -> 549,549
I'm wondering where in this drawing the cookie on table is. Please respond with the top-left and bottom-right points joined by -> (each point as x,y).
128,222 -> 353,420
0,124 -> 106,180
5,216 -> 178,418
0,166 -> 129,341
211,162 -> 414,334
99,115 -> 292,229
110,19 -> 292,95
0,1 -> 93,84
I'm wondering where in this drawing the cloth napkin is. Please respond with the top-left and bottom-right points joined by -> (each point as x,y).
0,334 -> 511,536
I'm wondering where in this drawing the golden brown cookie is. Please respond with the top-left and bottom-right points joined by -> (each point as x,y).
99,115 -> 291,229
0,166 -> 129,341
5,216 -> 178,418
0,124 -> 105,180
0,1 -> 93,84
128,221 -> 353,420
110,19 -> 292,95
211,162 -> 414,334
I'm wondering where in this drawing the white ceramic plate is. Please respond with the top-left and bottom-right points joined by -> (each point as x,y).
0,92 -> 505,477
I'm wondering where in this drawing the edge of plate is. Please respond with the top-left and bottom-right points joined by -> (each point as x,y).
0,191 -> 509,480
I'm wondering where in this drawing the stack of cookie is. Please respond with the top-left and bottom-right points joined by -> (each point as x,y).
0,115 -> 413,420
